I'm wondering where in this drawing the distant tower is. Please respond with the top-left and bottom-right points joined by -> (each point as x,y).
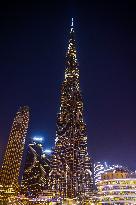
21,139 -> 51,197
49,19 -> 93,199
0,106 -> 29,190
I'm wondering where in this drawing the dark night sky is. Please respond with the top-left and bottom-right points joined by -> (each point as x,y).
0,1 -> 136,170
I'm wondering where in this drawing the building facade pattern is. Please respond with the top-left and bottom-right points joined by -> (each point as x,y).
49,20 -> 93,199
96,169 -> 136,204
0,106 -> 29,190
94,162 -> 129,185
21,141 -> 50,197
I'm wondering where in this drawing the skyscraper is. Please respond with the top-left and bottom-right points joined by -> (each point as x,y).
21,139 -> 51,197
49,19 -> 93,199
0,106 -> 29,192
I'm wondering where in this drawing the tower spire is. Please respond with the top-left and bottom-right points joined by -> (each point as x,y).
65,18 -> 79,79
71,17 -> 74,28
49,20 -> 93,199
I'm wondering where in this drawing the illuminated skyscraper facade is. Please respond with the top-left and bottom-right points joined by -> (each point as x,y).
0,106 -> 29,190
49,19 -> 93,199
21,140 -> 51,197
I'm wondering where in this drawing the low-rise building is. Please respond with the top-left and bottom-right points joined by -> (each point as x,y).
96,168 -> 136,204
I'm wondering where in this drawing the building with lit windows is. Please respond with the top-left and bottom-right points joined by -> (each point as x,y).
0,106 -> 29,199
49,18 -> 93,200
96,168 -> 136,204
21,139 -> 51,197
94,162 -> 106,185
94,162 -> 129,185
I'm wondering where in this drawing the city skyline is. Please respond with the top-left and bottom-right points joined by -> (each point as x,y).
0,1 -> 136,171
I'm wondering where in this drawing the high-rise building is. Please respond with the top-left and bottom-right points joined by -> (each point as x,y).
49,19 -> 93,199
0,106 -> 29,192
21,140 -> 51,197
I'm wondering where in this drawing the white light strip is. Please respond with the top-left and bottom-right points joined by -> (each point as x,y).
71,18 -> 74,27
99,178 -> 136,182
99,200 -> 136,204
101,189 -> 136,193
98,194 -> 136,198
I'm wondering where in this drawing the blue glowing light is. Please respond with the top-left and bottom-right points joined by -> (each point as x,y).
33,136 -> 43,142
71,18 -> 74,27
43,149 -> 52,154
104,162 -> 108,167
